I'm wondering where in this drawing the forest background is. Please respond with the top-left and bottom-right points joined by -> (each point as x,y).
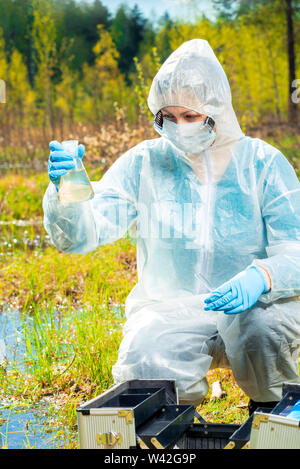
0,0 -> 300,171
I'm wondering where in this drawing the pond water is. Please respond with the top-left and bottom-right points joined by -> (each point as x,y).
0,220 -> 50,258
0,307 -> 29,371
0,404 -> 64,449
0,308 -> 71,449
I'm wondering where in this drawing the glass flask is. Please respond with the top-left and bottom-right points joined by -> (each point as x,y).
58,140 -> 94,203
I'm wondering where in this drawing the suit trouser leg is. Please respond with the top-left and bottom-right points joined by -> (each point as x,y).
112,305 -> 223,407
217,300 -> 300,402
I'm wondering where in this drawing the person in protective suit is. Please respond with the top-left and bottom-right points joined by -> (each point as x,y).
44,39 -> 300,415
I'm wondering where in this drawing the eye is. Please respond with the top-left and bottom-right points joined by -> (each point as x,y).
162,114 -> 174,120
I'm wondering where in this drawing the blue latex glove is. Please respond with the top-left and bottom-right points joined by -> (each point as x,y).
204,266 -> 268,314
48,140 -> 85,191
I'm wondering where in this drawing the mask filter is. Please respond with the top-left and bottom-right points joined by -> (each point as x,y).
153,111 -> 216,154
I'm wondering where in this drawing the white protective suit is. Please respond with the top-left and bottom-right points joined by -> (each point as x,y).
43,39 -> 300,404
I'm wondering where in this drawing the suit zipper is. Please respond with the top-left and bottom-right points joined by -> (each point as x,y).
201,148 -> 214,278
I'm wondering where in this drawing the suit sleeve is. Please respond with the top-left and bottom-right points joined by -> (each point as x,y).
251,151 -> 300,302
43,146 -> 142,254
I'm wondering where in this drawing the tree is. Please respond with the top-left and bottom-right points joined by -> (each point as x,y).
155,13 -> 175,63
214,0 -> 299,124
285,0 -> 298,123
8,49 -> 36,143
32,0 -> 57,139
0,0 -> 111,84
0,0 -> 36,85
54,0 -> 111,72
212,0 -> 238,19
0,26 -> 35,147
54,61 -> 79,138
110,4 -> 146,80
164,11 -> 289,129
0,28 -> 9,142
79,25 -> 127,123
133,46 -> 161,120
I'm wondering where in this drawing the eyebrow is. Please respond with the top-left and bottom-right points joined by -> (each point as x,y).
161,110 -> 202,116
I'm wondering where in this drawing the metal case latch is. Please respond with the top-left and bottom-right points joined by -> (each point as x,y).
97,431 -> 123,448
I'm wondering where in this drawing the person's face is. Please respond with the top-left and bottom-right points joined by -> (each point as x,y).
161,106 -> 216,132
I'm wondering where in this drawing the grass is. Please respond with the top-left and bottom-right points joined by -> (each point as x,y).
0,126 -> 299,448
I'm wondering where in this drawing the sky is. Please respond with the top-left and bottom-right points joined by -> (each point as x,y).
96,0 -> 216,24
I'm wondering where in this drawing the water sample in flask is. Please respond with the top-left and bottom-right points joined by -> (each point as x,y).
58,139 -> 94,203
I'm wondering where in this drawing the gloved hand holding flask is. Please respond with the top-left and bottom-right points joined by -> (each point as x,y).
48,140 -> 94,203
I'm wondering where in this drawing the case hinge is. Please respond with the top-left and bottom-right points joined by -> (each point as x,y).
118,409 -> 134,425
252,413 -> 269,430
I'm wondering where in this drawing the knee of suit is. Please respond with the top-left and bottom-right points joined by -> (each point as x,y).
225,310 -> 291,354
179,396 -> 204,408
177,377 -> 209,407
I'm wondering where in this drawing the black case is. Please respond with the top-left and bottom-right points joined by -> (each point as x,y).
176,422 -> 240,449
77,380 -> 300,449
77,379 -> 195,449
228,382 -> 300,449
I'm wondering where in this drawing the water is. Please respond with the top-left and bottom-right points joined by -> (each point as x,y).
0,404 -> 64,449
0,308 -> 27,371
58,169 -> 94,203
0,224 -> 50,259
0,309 -> 70,449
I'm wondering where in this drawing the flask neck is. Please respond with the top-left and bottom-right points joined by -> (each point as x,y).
73,156 -> 84,170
